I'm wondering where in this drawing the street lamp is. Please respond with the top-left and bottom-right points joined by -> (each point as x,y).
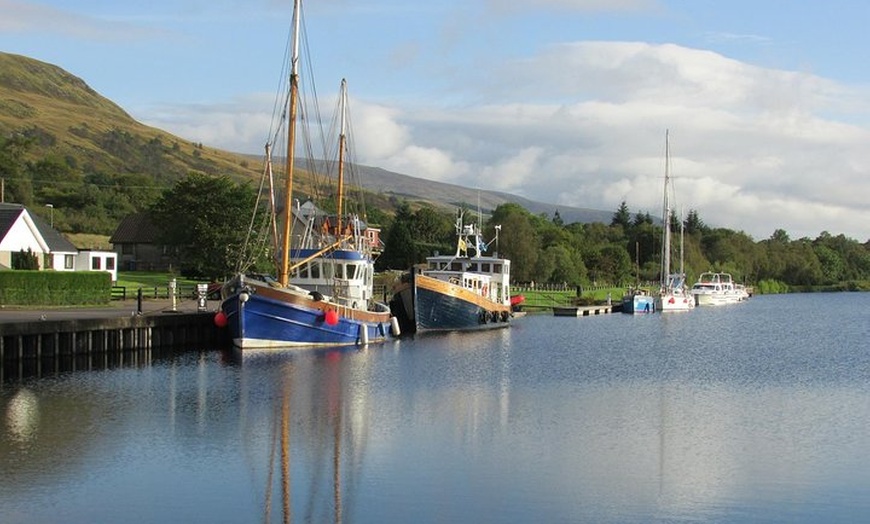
45,204 -> 53,228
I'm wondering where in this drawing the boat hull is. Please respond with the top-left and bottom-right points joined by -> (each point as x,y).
655,292 -> 694,312
692,291 -> 742,307
391,273 -> 511,333
221,277 -> 395,349
622,294 -> 656,314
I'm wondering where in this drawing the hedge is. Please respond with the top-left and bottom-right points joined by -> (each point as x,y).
0,271 -> 112,306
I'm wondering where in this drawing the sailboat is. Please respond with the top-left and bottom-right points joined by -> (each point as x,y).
389,209 -> 514,333
218,0 -> 399,348
622,242 -> 656,314
654,130 -> 694,312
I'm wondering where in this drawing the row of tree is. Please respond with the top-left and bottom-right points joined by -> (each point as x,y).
379,200 -> 870,291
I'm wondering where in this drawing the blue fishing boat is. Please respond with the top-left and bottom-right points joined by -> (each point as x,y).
218,1 -> 397,349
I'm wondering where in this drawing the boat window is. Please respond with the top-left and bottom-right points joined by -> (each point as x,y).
310,261 -> 320,279
451,262 -> 462,271
347,263 -> 358,280
299,263 -> 309,279
336,263 -> 346,280
323,262 -> 334,279
481,263 -> 491,273
493,264 -> 501,273
469,263 -> 479,272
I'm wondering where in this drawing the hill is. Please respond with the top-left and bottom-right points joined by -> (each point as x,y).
0,51 -> 613,232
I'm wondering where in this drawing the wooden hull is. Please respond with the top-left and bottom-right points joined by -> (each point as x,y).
221,275 -> 396,349
390,272 -> 511,334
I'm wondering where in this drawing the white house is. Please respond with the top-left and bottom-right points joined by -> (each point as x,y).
0,203 -> 118,281
75,250 -> 118,282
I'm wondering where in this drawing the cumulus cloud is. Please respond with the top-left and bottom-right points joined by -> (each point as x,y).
144,39 -> 870,241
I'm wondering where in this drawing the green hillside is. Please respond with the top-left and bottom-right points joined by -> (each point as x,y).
0,52 -> 273,234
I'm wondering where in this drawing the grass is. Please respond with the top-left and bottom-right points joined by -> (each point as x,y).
113,272 -> 211,301
513,286 -> 627,310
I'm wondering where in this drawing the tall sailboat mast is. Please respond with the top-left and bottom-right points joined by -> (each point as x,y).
660,129 -> 671,287
279,0 -> 302,287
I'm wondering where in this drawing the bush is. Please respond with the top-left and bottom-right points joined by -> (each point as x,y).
0,270 -> 111,306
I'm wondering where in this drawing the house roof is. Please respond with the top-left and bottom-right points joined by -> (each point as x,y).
0,203 -> 24,240
0,203 -> 78,252
109,212 -> 159,244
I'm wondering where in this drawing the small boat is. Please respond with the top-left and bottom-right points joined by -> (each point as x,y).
622,287 -> 656,314
691,272 -> 748,306
390,212 -> 513,333
622,242 -> 655,313
218,1 -> 397,349
654,130 -> 694,312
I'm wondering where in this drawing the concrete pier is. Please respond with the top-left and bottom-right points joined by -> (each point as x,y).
0,299 -> 229,363
552,305 -> 613,317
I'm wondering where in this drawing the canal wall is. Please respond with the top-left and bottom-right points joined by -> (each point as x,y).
0,300 -> 229,364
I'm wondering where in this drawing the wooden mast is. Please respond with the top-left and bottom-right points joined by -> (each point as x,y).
279,0 -> 302,287
335,79 -> 347,238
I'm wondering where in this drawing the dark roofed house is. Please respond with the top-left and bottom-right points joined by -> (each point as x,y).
110,212 -> 178,271
0,203 -> 117,280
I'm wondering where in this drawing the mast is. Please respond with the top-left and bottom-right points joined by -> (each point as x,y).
336,79 -> 347,238
661,129 -> 671,288
279,0 -> 302,287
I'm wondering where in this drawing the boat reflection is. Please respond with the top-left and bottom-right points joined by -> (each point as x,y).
244,345 -> 370,524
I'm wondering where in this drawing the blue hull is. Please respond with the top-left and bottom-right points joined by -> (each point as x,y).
414,285 -> 510,332
222,291 -> 392,349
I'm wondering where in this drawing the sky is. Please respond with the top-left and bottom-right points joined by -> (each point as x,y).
2,0 -> 870,242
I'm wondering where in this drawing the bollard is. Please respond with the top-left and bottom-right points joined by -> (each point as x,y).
196,283 -> 208,312
169,278 -> 177,312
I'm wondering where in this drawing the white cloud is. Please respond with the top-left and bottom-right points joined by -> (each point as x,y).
141,39 -> 870,241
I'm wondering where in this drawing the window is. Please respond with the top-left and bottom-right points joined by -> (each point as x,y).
64,254 -> 74,269
310,261 -> 320,279
106,257 -> 116,270
92,257 -> 102,270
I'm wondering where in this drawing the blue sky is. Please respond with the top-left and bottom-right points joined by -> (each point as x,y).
2,0 -> 869,241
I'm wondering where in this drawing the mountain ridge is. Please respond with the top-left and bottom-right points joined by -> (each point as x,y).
0,51 -> 614,227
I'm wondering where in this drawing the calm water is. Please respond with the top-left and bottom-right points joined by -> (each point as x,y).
2,293 -> 870,523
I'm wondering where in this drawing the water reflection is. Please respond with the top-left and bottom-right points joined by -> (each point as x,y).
237,346 -> 376,524
5,388 -> 38,443
2,294 -> 870,523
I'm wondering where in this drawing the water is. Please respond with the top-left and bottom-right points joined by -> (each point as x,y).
2,293 -> 870,523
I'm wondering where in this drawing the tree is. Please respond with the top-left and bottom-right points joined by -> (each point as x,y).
611,201 -> 631,229
150,172 -> 257,280
489,203 -> 539,282
411,206 -> 454,248
378,203 -> 419,270
12,248 -> 39,270
684,209 -> 706,235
